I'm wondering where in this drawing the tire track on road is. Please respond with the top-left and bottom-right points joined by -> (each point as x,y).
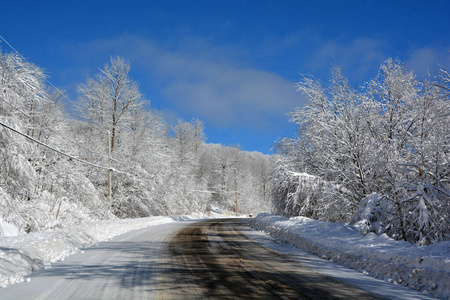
156,219 -> 380,299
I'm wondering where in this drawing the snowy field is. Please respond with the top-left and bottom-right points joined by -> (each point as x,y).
250,213 -> 450,299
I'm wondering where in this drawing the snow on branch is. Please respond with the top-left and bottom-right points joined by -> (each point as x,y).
0,120 -> 121,173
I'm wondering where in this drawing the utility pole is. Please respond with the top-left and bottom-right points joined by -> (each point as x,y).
234,169 -> 238,216
108,130 -> 112,206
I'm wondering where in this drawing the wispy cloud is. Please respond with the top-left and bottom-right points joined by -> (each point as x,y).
310,37 -> 387,82
307,36 -> 449,81
70,35 -> 305,131
407,47 -> 450,76
60,34 -> 449,130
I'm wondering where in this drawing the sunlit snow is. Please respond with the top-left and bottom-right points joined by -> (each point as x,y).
251,213 -> 449,299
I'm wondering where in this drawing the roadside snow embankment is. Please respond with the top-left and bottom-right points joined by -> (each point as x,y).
250,213 -> 450,299
0,216 -> 192,288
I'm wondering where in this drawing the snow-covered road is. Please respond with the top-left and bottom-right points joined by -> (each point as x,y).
0,221 -> 188,299
0,218 -> 435,299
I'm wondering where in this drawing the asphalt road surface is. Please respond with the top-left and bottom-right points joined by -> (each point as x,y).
0,218 -> 429,299
155,219 -> 379,299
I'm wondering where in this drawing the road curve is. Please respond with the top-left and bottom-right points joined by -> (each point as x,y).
155,218 -> 380,299
0,218 -> 407,300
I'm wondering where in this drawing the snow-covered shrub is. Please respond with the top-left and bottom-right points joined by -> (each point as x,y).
350,172 -> 449,245
0,187 -> 24,236
350,193 -> 385,235
274,59 -> 450,244
271,160 -> 353,222
396,164 -> 450,245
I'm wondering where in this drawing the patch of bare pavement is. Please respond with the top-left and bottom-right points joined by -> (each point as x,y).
155,219 -> 381,299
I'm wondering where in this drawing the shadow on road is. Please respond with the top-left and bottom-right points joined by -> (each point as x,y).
25,219 -> 381,299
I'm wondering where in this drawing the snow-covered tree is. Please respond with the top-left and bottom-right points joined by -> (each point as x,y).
77,56 -> 144,154
172,118 -> 205,165
0,48 -> 274,236
274,59 -> 449,244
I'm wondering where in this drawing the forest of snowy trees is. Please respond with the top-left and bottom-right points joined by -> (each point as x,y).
272,58 -> 449,245
0,50 -> 272,236
1,47 -> 448,247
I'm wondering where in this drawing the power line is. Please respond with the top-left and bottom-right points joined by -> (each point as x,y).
0,35 -> 78,108
0,95 -> 95,156
0,35 -> 110,165
0,120 -> 121,173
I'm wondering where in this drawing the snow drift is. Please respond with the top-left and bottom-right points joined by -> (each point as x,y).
250,213 -> 450,299
0,216 -> 187,288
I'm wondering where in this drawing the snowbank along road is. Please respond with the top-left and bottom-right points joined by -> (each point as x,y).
0,218 -> 432,299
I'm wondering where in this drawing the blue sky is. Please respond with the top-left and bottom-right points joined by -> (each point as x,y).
1,0 -> 449,154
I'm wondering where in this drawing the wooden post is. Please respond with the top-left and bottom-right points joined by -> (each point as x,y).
56,199 -> 62,219
234,169 -> 238,216
108,130 -> 112,206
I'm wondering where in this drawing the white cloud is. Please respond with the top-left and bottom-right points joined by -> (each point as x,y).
407,47 -> 450,76
309,36 -> 450,81
162,63 -> 302,129
311,37 -> 386,82
77,35 -> 306,131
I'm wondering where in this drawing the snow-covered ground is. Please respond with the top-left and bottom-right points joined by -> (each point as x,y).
250,213 -> 450,299
0,213 -> 216,288
1,211 -> 448,299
